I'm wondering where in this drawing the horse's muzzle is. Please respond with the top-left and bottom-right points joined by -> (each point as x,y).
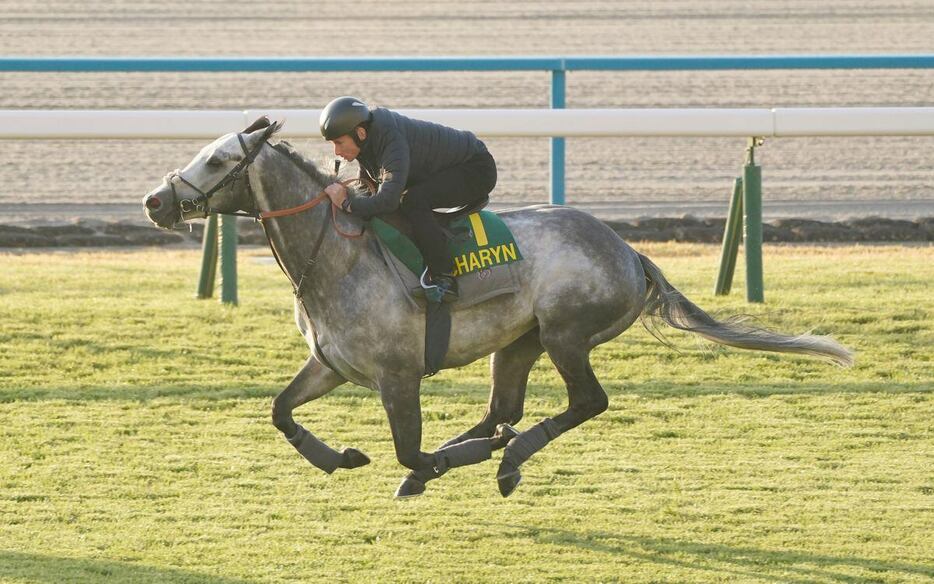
142,186 -> 180,229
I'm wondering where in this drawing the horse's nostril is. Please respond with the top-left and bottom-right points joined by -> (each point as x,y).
146,196 -> 162,210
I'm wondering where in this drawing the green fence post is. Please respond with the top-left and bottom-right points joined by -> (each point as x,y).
743,137 -> 764,303
714,177 -> 744,295
550,67 -> 566,205
220,215 -> 238,305
196,214 -> 218,299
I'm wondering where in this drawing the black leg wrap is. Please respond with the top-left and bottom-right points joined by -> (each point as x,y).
432,438 -> 492,474
396,430 -> 483,498
287,424 -> 343,474
501,418 -> 561,470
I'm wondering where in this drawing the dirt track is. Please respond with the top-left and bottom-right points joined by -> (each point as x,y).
1,1 -> 932,225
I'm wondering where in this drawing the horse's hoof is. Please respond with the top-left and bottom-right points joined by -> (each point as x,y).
394,476 -> 426,499
340,447 -> 371,469
497,462 -> 522,497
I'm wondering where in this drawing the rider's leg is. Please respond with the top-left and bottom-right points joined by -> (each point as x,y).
400,149 -> 497,294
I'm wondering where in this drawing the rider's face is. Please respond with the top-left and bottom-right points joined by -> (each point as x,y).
329,126 -> 366,161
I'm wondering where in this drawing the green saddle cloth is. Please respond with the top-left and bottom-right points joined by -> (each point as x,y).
371,210 -> 523,277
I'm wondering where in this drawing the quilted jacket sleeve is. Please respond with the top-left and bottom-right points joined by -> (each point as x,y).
346,124 -> 410,219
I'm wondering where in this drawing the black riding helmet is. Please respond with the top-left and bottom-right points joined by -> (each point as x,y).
319,96 -> 372,141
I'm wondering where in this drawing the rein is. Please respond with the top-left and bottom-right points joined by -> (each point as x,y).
257,178 -> 365,240
259,192 -> 329,219
169,131 -> 365,239
257,180 -> 365,243
247,151 -> 365,302
170,129 -> 367,373
171,130 -> 366,329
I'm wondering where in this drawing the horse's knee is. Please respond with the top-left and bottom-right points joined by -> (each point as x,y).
271,397 -> 295,435
592,393 -> 609,416
577,392 -> 608,418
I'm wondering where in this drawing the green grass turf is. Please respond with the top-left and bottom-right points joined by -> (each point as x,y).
0,243 -> 931,583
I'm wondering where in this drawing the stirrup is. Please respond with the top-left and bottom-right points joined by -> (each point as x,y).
420,268 -> 458,303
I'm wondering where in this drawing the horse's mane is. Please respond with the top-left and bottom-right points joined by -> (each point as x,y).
243,116 -> 361,194
269,140 -> 334,187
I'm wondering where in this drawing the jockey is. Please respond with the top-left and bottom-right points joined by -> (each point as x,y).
320,96 -> 497,301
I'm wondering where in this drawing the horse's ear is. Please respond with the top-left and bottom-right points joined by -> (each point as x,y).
242,116 -> 271,134
260,119 -> 284,141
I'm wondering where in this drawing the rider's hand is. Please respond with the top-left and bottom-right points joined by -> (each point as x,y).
324,182 -> 348,208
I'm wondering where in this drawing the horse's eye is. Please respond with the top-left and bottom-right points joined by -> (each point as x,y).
206,155 -> 223,167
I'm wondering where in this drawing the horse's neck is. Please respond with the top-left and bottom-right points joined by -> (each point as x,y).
250,146 -> 360,297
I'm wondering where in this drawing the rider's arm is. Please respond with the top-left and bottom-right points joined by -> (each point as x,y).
344,127 -> 410,219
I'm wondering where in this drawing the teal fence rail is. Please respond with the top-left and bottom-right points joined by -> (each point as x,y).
5,54 -> 932,303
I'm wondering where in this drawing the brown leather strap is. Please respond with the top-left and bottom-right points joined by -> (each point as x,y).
258,179 -> 357,220
259,191 -> 329,219
330,203 -> 365,239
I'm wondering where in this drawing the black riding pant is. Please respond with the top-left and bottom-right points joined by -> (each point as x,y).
400,149 -> 497,276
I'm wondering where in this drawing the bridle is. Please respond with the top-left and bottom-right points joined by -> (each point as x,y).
169,133 -> 265,219
168,130 -> 364,299
168,131 -> 364,226
165,129 -> 368,373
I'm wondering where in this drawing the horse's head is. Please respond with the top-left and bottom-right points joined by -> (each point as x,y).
143,116 -> 283,229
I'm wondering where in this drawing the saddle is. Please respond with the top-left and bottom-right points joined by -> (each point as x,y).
434,194 -> 490,223
366,195 -> 522,377
377,194 -> 490,239
370,205 -> 522,310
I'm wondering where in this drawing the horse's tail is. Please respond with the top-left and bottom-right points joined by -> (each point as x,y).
637,253 -> 854,367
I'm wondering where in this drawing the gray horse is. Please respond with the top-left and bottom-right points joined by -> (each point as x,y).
143,118 -> 853,498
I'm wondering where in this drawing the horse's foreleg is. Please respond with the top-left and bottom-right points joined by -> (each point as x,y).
395,328 -> 544,498
378,376 -> 437,473
273,356 -> 368,473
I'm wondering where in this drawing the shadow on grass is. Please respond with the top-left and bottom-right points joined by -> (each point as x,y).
0,550 -> 254,584
497,526 -> 934,583
0,384 -> 287,403
0,379 -> 929,404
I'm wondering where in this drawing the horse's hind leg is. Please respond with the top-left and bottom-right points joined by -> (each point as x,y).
496,331 -> 609,497
395,327 -> 544,498
272,356 -> 369,474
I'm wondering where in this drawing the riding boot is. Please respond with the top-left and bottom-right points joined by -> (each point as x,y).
432,273 -> 459,301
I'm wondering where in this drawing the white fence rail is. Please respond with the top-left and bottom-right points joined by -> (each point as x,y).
2,108 -> 933,139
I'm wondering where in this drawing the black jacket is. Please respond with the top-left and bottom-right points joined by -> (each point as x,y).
348,108 -> 485,219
